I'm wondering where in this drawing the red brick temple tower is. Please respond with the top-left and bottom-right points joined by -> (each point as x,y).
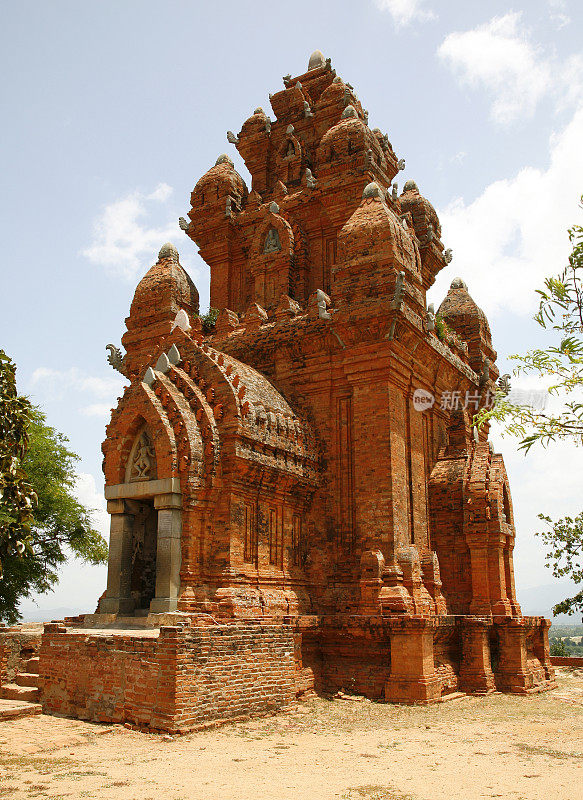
29,52 -> 555,730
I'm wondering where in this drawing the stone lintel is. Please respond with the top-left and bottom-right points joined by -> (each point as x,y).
105,478 -> 181,501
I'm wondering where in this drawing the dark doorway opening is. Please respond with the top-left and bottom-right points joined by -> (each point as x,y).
129,500 -> 158,612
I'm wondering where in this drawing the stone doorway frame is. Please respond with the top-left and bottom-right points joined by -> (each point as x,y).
100,477 -> 182,615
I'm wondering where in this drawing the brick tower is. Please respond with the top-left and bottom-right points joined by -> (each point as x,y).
38,52 -> 554,724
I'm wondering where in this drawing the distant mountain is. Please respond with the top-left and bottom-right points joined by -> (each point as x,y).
518,582 -> 582,625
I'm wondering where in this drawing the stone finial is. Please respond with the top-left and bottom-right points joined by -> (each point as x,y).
341,104 -> 358,120
254,107 -> 264,114
332,75 -> 343,84
143,367 -> 156,387
308,50 -> 326,70
226,131 -> 239,145
155,352 -> 171,373
403,180 -> 418,193
215,154 -> 234,167
158,243 -> 179,263
450,277 -> 468,291
171,309 -> 191,333
362,182 -> 383,200
167,344 -> 181,366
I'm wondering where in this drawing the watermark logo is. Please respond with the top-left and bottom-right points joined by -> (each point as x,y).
412,387 -> 548,412
413,389 -> 435,412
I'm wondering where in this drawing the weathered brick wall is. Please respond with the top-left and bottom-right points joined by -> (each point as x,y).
550,656 -> 583,667
0,627 -> 42,684
39,622 -> 295,732
313,617 -> 392,699
171,624 -> 296,730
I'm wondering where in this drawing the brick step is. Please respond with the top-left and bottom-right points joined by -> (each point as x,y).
25,656 -> 40,673
0,683 -> 40,702
16,672 -> 40,688
0,698 -> 42,722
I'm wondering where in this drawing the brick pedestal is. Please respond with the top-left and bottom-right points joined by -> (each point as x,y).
458,618 -> 495,695
385,618 -> 442,704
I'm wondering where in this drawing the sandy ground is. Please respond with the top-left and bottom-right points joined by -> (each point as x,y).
0,668 -> 582,800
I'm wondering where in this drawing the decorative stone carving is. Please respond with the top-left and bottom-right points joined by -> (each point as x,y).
304,168 -> 316,189
130,431 -> 156,481
178,217 -> 189,231
308,289 -> 331,320
227,131 -> 239,144
426,303 -> 436,332
263,227 -> 282,254
498,373 -> 511,395
106,344 -> 127,376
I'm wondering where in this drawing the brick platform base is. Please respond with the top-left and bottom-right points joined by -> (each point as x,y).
39,622 -> 296,733
32,612 -> 556,732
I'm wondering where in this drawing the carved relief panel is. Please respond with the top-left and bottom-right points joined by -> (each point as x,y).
125,428 -> 157,483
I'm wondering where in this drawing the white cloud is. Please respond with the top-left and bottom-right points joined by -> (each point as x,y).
438,12 -> 554,124
430,106 -> 583,317
74,472 -> 109,539
374,0 -> 436,28
548,0 -> 570,29
82,182 -> 179,280
30,367 -> 125,405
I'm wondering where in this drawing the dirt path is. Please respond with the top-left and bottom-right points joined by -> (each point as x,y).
1,668 -> 581,800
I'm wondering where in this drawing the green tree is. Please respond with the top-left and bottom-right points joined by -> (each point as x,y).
476,201 -> 583,617
550,638 -> 571,657
0,350 -> 36,578
0,352 -> 108,624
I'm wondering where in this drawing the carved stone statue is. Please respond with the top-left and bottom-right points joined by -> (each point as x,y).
131,431 -> 155,481
263,227 -> 281,254
285,140 -> 295,158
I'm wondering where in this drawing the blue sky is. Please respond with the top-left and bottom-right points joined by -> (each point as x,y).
1,0 -> 582,618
